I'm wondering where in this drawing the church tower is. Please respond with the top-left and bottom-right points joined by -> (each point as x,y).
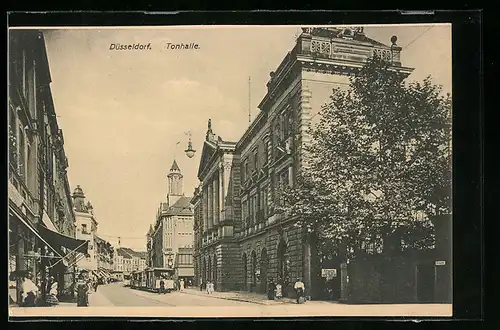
167,159 -> 184,207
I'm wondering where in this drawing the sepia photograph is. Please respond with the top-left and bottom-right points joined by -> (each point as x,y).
8,23 -> 452,318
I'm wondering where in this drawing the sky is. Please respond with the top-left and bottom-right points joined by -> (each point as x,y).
40,24 -> 451,251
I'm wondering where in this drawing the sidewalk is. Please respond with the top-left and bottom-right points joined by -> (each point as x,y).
181,288 -> 334,305
88,289 -> 113,306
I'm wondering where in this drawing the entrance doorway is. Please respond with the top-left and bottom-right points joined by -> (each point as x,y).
277,239 -> 289,296
242,253 -> 247,291
260,248 -> 268,294
251,250 -> 257,292
213,257 -> 217,291
207,256 -> 212,282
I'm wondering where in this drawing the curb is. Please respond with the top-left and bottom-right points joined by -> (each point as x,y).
180,291 -> 293,306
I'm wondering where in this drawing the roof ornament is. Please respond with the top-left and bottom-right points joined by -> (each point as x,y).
206,118 -> 217,143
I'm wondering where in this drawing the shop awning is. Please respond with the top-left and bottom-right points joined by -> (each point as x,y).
9,208 -> 64,259
37,223 -> 89,254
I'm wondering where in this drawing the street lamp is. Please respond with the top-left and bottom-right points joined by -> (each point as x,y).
184,130 -> 196,158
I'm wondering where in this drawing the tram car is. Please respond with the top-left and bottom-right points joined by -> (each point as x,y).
129,268 -> 175,293
130,271 -> 146,289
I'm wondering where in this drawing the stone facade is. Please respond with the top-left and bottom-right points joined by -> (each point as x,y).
192,27 -> 414,297
8,30 -> 82,303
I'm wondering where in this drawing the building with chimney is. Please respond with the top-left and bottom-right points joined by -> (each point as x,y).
193,27 -> 418,299
148,160 -> 195,281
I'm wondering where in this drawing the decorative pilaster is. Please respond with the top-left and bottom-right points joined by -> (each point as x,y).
297,88 -> 313,171
207,183 -> 213,229
218,166 -> 223,221
202,184 -> 208,231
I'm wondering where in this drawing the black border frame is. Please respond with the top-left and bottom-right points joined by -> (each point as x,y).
5,10 -> 484,326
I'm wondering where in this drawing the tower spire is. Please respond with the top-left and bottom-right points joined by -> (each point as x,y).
167,159 -> 184,206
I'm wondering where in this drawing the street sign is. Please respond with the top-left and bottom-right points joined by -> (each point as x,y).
321,268 -> 337,280
435,260 -> 446,266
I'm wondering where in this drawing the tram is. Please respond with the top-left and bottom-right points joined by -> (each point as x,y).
130,271 -> 146,289
129,268 -> 175,293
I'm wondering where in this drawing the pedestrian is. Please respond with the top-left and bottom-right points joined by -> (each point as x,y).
45,276 -> 59,306
206,281 -> 211,294
275,281 -> 283,300
293,278 -> 306,304
180,278 -> 185,291
267,278 -> 276,300
94,278 -> 99,292
76,272 -> 89,307
159,278 -> 165,294
21,272 -> 38,307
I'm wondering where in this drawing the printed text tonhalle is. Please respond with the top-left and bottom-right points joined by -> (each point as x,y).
165,43 -> 200,50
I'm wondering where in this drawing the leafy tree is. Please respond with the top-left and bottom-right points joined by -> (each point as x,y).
278,58 -> 451,258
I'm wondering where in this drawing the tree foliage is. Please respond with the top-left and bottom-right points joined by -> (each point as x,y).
278,58 -> 452,256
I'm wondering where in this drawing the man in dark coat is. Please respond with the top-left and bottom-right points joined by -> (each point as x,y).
267,278 -> 276,300
76,273 -> 89,307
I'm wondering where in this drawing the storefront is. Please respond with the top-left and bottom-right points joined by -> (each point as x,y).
8,210 -> 89,306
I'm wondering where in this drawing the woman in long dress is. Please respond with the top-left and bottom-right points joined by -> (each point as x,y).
45,276 -> 59,306
179,279 -> 185,291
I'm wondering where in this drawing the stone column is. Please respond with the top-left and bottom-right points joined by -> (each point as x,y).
207,183 -> 213,229
222,161 -> 232,219
218,166 -> 224,222
213,177 -> 218,225
202,184 -> 208,232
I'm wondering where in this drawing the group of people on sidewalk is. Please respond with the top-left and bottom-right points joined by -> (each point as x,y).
267,278 -> 306,304
195,277 -> 307,304
12,271 -> 60,307
200,280 -> 215,294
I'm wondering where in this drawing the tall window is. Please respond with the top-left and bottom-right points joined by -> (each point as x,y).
9,109 -> 17,168
21,51 -> 27,96
26,142 -> 33,190
27,61 -> 36,119
264,140 -> 269,164
244,160 -> 249,180
252,194 -> 258,225
18,127 -> 25,180
253,149 -> 258,171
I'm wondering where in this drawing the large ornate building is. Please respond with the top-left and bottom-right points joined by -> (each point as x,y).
148,160 -> 195,280
8,30 -> 88,304
192,27 -> 414,296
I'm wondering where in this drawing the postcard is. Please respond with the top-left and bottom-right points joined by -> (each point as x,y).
8,23 -> 452,318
